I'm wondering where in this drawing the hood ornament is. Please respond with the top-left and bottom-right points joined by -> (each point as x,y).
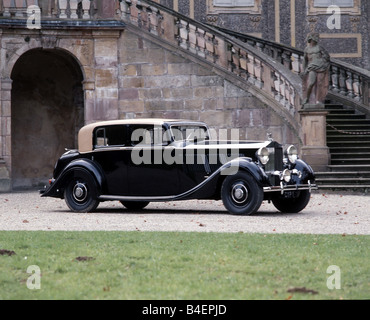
267,132 -> 273,142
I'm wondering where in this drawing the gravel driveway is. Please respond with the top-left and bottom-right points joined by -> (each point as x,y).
0,191 -> 369,235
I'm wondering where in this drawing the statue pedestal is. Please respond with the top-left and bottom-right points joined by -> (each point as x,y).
299,109 -> 330,172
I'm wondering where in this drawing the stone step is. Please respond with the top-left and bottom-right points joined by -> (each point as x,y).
327,124 -> 370,131
327,118 -> 370,125
316,171 -> 370,179
331,152 -> 370,159
326,109 -> 356,115
331,158 -> 370,165
327,134 -> 370,142
327,141 -> 370,148
327,164 -> 370,172
327,113 -> 366,120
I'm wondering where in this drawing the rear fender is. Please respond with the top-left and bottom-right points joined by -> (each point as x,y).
41,159 -> 105,199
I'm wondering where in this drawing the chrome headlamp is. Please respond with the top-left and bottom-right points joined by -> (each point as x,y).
281,169 -> 291,182
257,147 -> 270,165
286,145 -> 298,164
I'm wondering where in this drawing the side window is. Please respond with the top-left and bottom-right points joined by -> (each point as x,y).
94,126 -> 126,149
130,125 -> 168,146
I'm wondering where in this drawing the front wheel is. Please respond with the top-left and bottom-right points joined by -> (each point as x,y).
272,190 -> 311,213
64,171 -> 99,213
221,171 -> 263,215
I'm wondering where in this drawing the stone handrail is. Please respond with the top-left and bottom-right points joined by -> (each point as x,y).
118,0 -> 303,131
217,26 -> 370,110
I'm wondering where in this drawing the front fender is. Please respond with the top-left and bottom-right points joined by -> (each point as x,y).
293,159 -> 316,183
41,159 -> 105,199
219,157 -> 269,186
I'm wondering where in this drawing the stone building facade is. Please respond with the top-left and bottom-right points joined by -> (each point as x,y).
163,0 -> 370,70
0,0 -> 369,190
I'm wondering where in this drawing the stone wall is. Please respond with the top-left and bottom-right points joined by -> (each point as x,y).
118,30 -> 299,144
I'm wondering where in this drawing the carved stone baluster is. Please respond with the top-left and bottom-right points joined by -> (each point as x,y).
352,74 -> 361,101
82,0 -> 91,19
339,68 -> 347,95
148,6 -> 159,35
70,0 -> 78,19
179,20 -> 189,50
214,36 -> 228,69
228,46 -> 236,73
2,0 -> 12,17
346,70 -> 355,98
15,0 -> 25,17
129,0 -> 139,25
256,41 -> 264,53
274,72 -> 281,102
239,49 -> 248,80
139,4 -> 148,30
280,78 -> 287,105
247,53 -> 255,85
289,85 -> 296,113
291,53 -> 300,74
196,28 -> 206,58
282,51 -> 291,70
188,24 -> 197,54
58,0 -> 68,18
331,65 -> 339,93
254,58 -> 262,89
205,32 -> 215,63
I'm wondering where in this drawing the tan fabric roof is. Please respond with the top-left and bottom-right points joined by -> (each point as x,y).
78,119 -> 182,153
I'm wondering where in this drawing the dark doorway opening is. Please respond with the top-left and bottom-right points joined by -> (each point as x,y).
11,49 -> 84,189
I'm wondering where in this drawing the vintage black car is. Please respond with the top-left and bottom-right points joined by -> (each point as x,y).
41,119 -> 317,215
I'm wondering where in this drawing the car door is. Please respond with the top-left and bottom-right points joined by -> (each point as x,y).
92,125 -> 129,196
127,124 -> 180,197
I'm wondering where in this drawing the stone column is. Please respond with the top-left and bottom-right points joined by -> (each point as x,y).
299,109 -> 330,172
0,78 -> 12,192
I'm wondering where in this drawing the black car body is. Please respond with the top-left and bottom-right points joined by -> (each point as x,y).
41,119 -> 317,215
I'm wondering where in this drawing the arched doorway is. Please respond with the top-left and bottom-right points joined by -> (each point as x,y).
11,49 -> 84,189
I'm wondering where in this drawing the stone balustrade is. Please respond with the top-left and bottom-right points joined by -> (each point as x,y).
0,0 -> 94,19
120,0 -> 302,118
216,27 -> 370,109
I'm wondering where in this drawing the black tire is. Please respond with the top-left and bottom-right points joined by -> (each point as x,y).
64,170 -> 100,213
121,201 -> 150,211
272,190 -> 311,213
221,171 -> 263,215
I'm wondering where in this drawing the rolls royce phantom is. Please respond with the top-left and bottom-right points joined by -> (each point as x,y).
41,119 -> 317,215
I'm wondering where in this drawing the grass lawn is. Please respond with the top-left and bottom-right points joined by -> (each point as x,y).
0,231 -> 369,300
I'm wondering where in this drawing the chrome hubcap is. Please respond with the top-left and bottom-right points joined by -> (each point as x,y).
231,183 -> 248,204
73,182 -> 88,203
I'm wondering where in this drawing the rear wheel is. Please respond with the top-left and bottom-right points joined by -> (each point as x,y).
64,170 -> 99,213
221,171 -> 263,215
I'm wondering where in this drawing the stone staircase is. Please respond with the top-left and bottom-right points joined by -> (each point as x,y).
315,101 -> 370,192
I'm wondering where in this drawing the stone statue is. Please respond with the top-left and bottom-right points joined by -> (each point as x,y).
302,33 -> 330,108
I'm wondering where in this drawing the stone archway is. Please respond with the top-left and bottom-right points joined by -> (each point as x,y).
10,48 -> 84,189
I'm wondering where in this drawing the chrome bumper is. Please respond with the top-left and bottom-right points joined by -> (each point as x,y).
263,180 -> 318,194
